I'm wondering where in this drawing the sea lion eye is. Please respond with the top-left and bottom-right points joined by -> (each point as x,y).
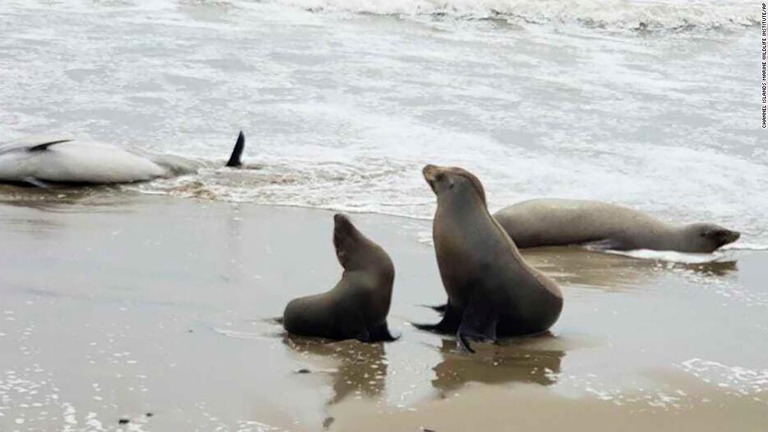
435,173 -> 445,182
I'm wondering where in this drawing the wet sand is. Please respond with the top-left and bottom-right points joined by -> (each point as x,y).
0,191 -> 766,431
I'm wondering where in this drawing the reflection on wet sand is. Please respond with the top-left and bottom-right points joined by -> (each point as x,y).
283,335 -> 388,405
522,247 -> 737,290
683,260 -> 737,277
431,337 -> 565,396
0,184 -> 131,212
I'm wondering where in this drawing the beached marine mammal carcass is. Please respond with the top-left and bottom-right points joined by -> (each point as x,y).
0,132 -> 245,187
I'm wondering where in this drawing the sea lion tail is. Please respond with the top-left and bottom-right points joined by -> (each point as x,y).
225,131 -> 245,168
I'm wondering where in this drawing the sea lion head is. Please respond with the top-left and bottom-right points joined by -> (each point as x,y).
333,214 -> 394,275
682,223 -> 741,252
422,164 -> 487,207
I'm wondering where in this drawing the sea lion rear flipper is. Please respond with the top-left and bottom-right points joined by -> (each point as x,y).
368,321 -> 399,342
456,295 -> 498,354
413,301 -> 461,334
225,131 -> 245,168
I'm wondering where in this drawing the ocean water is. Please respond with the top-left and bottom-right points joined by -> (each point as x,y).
0,0 -> 764,243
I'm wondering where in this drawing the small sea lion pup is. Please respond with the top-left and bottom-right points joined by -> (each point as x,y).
416,165 -> 563,352
282,214 -> 397,342
493,199 -> 740,253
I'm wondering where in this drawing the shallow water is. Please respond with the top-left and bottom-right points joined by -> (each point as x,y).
0,0 -> 764,244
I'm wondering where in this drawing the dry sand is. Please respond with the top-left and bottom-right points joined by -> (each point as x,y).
0,190 -> 765,431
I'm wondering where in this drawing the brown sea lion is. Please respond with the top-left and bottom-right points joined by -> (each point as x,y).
493,199 -> 740,253
282,214 -> 396,342
415,165 -> 563,352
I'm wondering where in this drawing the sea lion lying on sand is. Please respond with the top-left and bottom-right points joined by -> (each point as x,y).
493,199 -> 740,253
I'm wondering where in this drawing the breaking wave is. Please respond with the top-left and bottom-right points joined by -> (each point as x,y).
266,0 -> 759,32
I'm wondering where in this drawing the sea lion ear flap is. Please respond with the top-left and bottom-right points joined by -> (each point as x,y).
448,176 -> 455,189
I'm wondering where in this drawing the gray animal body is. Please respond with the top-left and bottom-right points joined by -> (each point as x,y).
493,199 -> 740,253
282,214 -> 396,343
415,165 -> 563,352
0,132 -> 245,187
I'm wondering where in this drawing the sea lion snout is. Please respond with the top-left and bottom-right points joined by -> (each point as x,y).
422,164 -> 446,194
719,229 -> 741,246
333,213 -> 355,244
422,164 -> 439,181
334,213 -> 351,227
422,164 -> 439,189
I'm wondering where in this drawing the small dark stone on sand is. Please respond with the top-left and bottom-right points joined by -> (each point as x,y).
296,368 -> 311,374
118,418 -> 130,424
422,428 -> 436,432
188,329 -> 194,333
146,412 -> 154,417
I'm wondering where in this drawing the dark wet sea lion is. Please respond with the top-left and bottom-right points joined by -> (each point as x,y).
415,165 -> 563,352
282,214 -> 396,342
493,198 -> 740,253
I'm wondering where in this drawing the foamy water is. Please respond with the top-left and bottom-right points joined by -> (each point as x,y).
0,0 -> 764,245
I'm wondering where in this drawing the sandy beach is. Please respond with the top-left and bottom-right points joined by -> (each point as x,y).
0,190 -> 765,431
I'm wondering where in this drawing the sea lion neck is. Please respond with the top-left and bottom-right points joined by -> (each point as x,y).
436,183 -> 488,218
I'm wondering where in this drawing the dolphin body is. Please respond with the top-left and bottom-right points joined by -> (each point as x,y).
0,132 -> 245,187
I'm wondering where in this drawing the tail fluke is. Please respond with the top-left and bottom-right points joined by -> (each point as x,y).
226,131 -> 245,168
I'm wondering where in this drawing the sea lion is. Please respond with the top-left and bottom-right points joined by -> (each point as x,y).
416,165 -> 563,353
282,214 -> 396,343
0,131 -> 245,187
493,199 -> 740,253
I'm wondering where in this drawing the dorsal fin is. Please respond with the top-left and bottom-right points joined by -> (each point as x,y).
225,131 -> 245,168
28,139 -> 72,152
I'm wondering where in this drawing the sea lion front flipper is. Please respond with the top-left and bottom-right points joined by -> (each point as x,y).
412,301 -> 462,334
456,294 -> 498,354
368,321 -> 399,342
